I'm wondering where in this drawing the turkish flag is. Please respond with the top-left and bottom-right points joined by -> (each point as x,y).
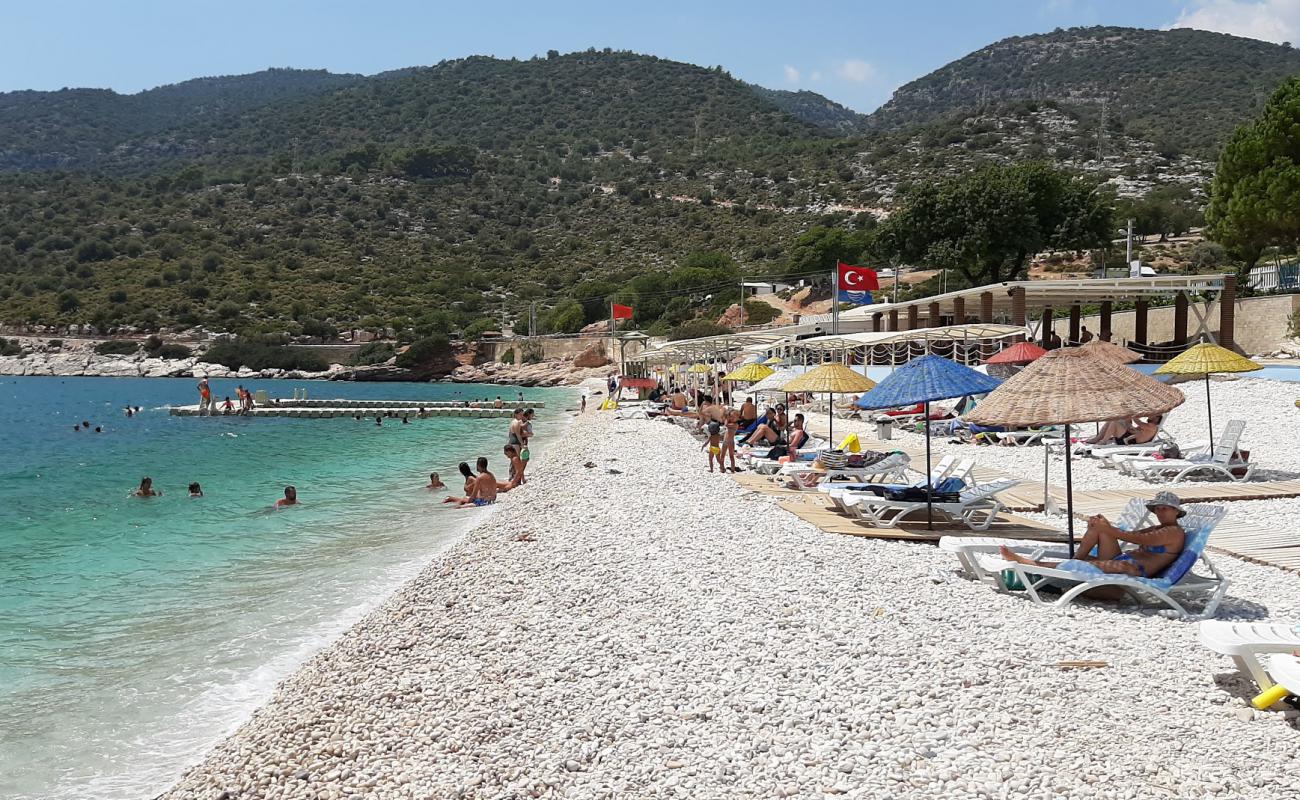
837,262 -> 879,291
612,303 -> 634,320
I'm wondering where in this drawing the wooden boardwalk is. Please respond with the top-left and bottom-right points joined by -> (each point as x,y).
737,427 -> 1300,572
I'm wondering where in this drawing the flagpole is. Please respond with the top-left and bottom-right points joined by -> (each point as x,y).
831,263 -> 839,336
609,300 -> 615,378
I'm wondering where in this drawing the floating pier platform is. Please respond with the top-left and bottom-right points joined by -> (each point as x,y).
170,398 -> 543,419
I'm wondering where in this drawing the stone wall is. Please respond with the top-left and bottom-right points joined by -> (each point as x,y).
1046,294 -> 1299,355
484,336 -> 649,364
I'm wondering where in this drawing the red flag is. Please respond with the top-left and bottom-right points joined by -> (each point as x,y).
612,303 -> 634,320
837,262 -> 879,291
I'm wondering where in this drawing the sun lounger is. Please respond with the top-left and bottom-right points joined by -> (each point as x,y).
1099,440 -> 1209,469
1117,420 -> 1253,483
1261,654 -> 1300,705
939,499 -> 1151,583
820,456 -> 968,509
746,438 -> 828,474
974,503 -> 1229,620
1199,620 -> 1300,691
780,452 -> 912,491
992,427 -> 1062,447
842,478 -> 1020,531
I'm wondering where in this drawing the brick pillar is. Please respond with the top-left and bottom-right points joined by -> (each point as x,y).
980,291 -> 994,323
1010,287 -> 1026,343
1100,301 -> 1113,340
888,309 -> 899,332
952,297 -> 966,325
1069,305 -> 1081,345
872,312 -> 883,333
906,305 -> 919,331
928,301 -> 942,327
1134,300 -> 1149,345
1040,307 -> 1054,348
1174,292 -> 1189,345
1219,275 -> 1237,350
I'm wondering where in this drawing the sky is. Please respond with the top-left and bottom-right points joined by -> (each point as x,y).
2,1 -> 1293,112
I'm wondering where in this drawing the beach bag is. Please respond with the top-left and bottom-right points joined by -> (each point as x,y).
838,433 -> 861,453
1230,449 -> 1251,477
1156,443 -> 1180,460
818,450 -> 849,469
765,445 -> 789,460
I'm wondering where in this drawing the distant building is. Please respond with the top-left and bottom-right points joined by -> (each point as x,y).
742,281 -> 793,298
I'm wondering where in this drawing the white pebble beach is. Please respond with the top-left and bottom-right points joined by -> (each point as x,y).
159,408 -> 1300,799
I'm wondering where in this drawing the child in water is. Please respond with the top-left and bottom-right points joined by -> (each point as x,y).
132,477 -> 161,497
426,472 -> 445,490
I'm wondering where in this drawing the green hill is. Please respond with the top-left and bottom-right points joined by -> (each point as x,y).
868,26 -> 1300,159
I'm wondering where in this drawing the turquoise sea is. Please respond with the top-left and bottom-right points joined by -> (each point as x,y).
0,377 -> 572,800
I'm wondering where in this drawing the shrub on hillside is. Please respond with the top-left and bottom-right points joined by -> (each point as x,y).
743,299 -> 780,326
395,335 -> 451,369
94,340 -> 141,356
153,344 -> 193,359
667,320 -> 732,341
0,337 -> 22,357
349,341 -> 396,366
203,339 -> 327,372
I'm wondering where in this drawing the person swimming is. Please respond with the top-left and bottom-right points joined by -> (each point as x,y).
427,472 -> 446,490
188,482 -> 203,497
93,426 -> 102,433
375,416 -> 383,426
275,486 -> 298,507
132,477 -> 161,497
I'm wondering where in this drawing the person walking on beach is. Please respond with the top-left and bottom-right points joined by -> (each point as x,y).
132,477 -> 161,497
722,409 -> 740,473
197,377 -> 212,415
275,486 -> 298,507
581,389 -> 588,413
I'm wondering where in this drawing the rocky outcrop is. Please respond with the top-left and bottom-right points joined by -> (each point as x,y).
572,341 -> 611,368
450,358 -> 615,387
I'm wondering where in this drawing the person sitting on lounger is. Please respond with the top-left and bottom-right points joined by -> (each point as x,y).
1086,417 -> 1135,445
998,491 -> 1186,579
1118,414 -> 1162,446
744,414 -> 783,448
738,398 -> 757,428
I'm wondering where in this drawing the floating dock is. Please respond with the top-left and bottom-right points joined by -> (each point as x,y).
169,398 -> 544,419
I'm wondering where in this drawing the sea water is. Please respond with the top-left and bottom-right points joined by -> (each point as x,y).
0,376 -> 572,800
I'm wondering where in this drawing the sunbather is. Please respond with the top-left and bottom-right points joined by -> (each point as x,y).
744,416 -> 782,447
1086,417 -> 1134,444
998,491 -> 1187,579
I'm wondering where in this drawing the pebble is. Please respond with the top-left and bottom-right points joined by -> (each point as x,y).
156,412 -> 1300,800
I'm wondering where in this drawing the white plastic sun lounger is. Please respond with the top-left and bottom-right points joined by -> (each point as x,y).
1099,440 -> 1209,469
991,427 -> 1062,447
781,452 -> 911,491
819,455 -> 962,512
974,504 -> 1228,620
746,438 -> 828,475
842,478 -> 1020,531
1262,654 -> 1300,703
1199,620 -> 1300,691
1118,421 -> 1254,483
939,499 -> 1150,583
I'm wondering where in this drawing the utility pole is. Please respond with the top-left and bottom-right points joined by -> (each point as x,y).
1126,218 -> 1135,277
528,301 -> 537,338
892,260 -> 900,305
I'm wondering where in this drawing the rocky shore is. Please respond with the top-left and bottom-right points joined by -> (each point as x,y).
160,412 -> 1299,799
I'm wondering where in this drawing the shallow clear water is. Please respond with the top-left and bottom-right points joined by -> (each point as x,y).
0,377 -> 572,800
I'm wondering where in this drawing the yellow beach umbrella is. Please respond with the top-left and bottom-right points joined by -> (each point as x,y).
688,363 -> 712,374
1155,342 -> 1262,448
763,356 -> 784,365
723,363 -> 774,383
784,364 -> 876,444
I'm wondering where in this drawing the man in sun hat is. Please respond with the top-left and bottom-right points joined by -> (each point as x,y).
999,490 -> 1188,580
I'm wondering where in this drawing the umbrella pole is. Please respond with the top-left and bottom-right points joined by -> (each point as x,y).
1205,373 -> 1214,450
1064,422 -> 1075,557
925,400 -> 933,530
829,392 -> 834,446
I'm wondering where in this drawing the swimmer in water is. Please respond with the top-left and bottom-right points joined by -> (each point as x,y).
275,486 -> 297,507
375,416 -> 383,426
402,416 -> 410,424
188,482 -> 203,497
82,420 -> 90,429
427,472 -> 446,490
132,477 -> 161,497
125,407 -> 134,418
94,426 -> 102,433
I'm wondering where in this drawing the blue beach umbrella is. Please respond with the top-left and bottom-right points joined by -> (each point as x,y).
856,355 -> 1002,528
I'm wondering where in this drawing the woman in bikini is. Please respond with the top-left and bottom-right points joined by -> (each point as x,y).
999,491 -> 1187,580
442,462 -> 478,504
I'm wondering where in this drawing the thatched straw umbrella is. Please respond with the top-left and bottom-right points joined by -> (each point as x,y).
1079,338 -> 1141,364
966,348 -> 1185,554
1155,343 -> 1262,448
783,364 -> 876,445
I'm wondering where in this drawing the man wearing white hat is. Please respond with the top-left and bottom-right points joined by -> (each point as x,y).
999,491 -> 1188,579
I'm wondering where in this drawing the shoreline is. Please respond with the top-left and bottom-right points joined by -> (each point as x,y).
159,410 -> 1300,799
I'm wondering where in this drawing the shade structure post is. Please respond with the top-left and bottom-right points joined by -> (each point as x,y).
1064,422 -> 1075,557
828,391 -> 834,445
1205,373 -> 1213,449
924,400 -> 933,529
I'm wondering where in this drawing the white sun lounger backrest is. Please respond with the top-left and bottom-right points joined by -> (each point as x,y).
1210,420 -> 1246,465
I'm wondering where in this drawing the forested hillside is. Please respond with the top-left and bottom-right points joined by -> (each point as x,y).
869,26 -> 1300,159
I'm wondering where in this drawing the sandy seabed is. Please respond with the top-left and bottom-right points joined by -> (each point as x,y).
161,410 -> 1299,800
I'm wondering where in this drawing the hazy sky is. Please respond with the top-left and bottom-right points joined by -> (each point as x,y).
2,1 -> 1288,112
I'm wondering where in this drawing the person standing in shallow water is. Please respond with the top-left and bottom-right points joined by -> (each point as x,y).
132,477 -> 161,497
197,378 -> 212,415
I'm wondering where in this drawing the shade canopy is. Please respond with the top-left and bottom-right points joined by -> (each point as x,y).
984,341 -> 1047,366
1154,343 -> 1263,377
966,348 -> 1185,428
856,355 -> 1002,409
722,363 -> 774,383
782,364 -> 876,395
748,368 -> 800,394
763,356 -> 785,365
1078,339 -> 1141,364
688,363 -> 713,374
